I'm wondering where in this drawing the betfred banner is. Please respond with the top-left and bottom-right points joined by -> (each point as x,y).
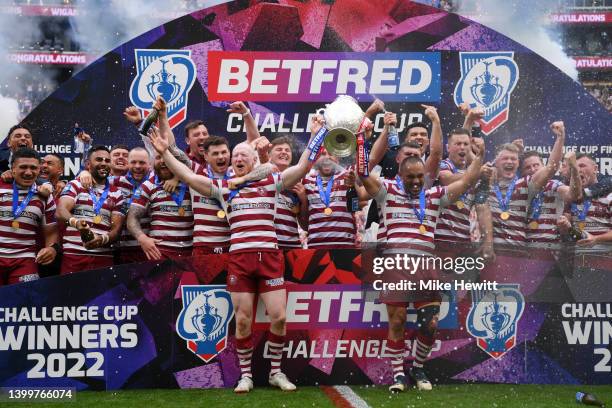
0,246 -> 610,390
17,0 -> 611,178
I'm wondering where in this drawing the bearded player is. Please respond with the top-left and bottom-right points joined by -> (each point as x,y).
149,114 -> 324,393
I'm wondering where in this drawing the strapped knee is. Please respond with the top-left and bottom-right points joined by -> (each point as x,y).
416,305 -> 440,337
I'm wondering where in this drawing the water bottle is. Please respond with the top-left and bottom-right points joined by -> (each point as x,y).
576,391 -> 605,407
346,187 -> 359,213
387,124 -> 400,148
139,109 -> 159,136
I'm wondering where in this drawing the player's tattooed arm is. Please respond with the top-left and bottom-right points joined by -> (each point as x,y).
127,206 -> 147,241
149,127 -> 213,197
168,144 -> 192,167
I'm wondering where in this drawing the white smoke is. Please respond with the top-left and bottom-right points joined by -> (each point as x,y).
455,0 -> 579,80
0,0 -> 231,136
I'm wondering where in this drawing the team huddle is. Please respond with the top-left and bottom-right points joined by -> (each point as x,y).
0,96 -> 610,393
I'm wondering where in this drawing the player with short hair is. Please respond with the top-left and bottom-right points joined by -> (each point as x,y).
39,154 -> 66,201
148,115 -> 323,394
56,146 -> 126,274
268,136 -> 307,249
128,132 -> 194,260
519,149 -> 581,245
359,139 -> 485,393
0,147 -> 59,284
109,144 -> 129,177
485,122 -> 566,247
558,153 -> 612,246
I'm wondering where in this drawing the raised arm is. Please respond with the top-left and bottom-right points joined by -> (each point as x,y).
446,139 -> 484,203
531,121 -> 565,192
280,116 -> 325,189
423,104 -> 442,182
227,101 -> 260,144
558,151 -> 582,203
149,128 -> 213,197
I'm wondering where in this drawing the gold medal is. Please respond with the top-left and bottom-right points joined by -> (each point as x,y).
419,224 -> 427,234
178,207 -> 185,216
93,215 -> 102,224
529,221 -> 539,230
500,211 -> 510,220
217,210 -> 226,219
324,207 -> 333,216
291,205 -> 300,214
455,200 -> 465,209
578,222 -> 585,231
11,220 -> 19,230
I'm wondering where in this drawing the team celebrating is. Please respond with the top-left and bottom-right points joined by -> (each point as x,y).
0,96 -> 610,394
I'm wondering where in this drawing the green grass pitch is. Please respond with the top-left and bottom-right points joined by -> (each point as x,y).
12,384 -> 612,408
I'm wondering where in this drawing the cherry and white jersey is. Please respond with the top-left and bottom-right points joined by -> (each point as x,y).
435,159 -> 472,242
526,179 -> 566,244
0,182 -> 56,258
132,180 -> 194,249
275,190 -> 301,249
303,171 -> 356,249
60,179 -> 126,256
488,175 -> 538,246
376,180 -> 449,254
111,174 -> 151,248
210,173 -> 282,252
571,193 -> 612,236
190,164 -> 231,250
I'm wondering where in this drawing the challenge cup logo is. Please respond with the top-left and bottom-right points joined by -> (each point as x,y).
130,49 -> 196,129
454,52 -> 519,135
466,284 -> 524,359
176,285 -> 234,362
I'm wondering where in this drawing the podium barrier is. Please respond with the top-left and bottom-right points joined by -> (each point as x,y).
0,243 -> 610,390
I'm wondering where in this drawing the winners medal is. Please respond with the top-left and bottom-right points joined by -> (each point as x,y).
11,220 -> 19,230
11,182 -> 36,233
324,207 -> 333,216
217,210 -> 226,219
93,215 -> 102,224
456,200 -> 465,209
419,224 -> 427,234
291,205 -> 300,214
578,222 -> 585,231
529,220 -> 539,230
178,207 -> 185,216
494,178 -> 517,223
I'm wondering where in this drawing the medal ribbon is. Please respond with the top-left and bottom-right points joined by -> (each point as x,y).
570,200 -> 591,222
316,174 -> 334,209
127,171 -> 148,206
170,182 -> 188,208
208,164 -> 231,180
493,176 -> 517,213
89,180 -> 110,216
529,192 -> 544,220
395,176 -> 426,224
12,182 -> 36,220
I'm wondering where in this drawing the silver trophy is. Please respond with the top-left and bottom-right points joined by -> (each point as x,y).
319,95 -> 366,158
